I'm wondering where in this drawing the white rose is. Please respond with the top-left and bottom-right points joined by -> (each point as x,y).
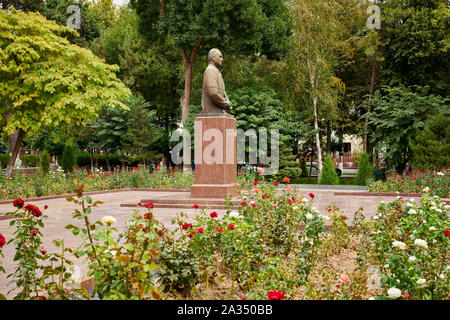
436,208 -> 442,213
301,198 -> 308,203
392,241 -> 407,250
429,226 -> 436,231
439,274 -> 445,280
101,216 -> 117,225
406,202 -> 413,207
437,172 -> 444,176
387,287 -> 402,299
380,201 -> 385,204
430,207 -> 437,211
408,209 -> 417,215
321,215 -> 331,221
373,215 -> 379,220
422,187 -> 430,193
414,239 -> 428,249
230,211 -> 240,218
293,206 -> 299,210
306,213 -> 314,220
408,256 -> 417,262
417,278 -> 426,285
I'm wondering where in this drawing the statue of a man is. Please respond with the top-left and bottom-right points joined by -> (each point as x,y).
201,48 -> 232,115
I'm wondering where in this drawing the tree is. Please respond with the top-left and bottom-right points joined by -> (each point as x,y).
410,114 -> 450,171
60,145 -> 76,172
0,9 -> 131,177
131,0 -> 293,122
289,0 -> 350,182
355,152 -> 373,186
274,142 -> 302,182
300,157 -> 308,177
319,155 -> 339,185
380,0 -> 449,97
361,85 -> 448,172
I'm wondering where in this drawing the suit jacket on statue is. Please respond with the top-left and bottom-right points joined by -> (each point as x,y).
201,64 -> 231,114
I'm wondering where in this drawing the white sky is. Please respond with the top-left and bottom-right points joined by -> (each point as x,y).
112,0 -> 129,6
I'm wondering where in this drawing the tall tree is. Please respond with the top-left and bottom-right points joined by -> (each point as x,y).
0,9 -> 130,177
131,0 -> 293,122
289,0 -> 357,181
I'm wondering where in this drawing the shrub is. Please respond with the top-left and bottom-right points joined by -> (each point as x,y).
274,143 -> 302,181
61,145 -> 76,172
40,150 -> 51,173
20,154 -> 40,167
355,152 -> 373,186
0,154 -> 10,169
319,155 -> 339,185
410,114 -> 450,171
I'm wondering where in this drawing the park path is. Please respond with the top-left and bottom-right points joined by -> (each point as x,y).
0,188 -> 404,298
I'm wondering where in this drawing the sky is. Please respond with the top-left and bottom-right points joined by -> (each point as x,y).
112,0 -> 129,7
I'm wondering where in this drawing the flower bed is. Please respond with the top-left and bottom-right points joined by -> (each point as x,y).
0,165 -> 195,201
0,182 -> 448,300
368,168 -> 449,198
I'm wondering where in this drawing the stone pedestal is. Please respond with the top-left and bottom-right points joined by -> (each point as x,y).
190,115 -> 240,199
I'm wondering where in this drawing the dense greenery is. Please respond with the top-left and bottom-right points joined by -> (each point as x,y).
0,1 -> 448,181
355,152 -> 373,186
319,155 -> 339,185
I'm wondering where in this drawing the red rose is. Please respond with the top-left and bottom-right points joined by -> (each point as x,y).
182,223 -> 193,230
0,233 -> 6,248
216,228 -> 223,233
282,177 -> 290,183
39,296 -> 47,300
262,194 -> 269,199
193,204 -> 200,209
253,180 -> 259,186
444,230 -> 450,237
138,202 -> 142,207
41,247 -> 47,255
30,230 -> 38,237
44,205 -> 48,210
145,202 -> 154,209
241,202 -> 247,207
210,211 -> 218,218
268,290 -> 285,300
188,231 -> 196,238
197,227 -> 204,233
13,198 -> 25,208
273,181 -> 279,186
308,193 -> 315,199
228,224 -> 235,230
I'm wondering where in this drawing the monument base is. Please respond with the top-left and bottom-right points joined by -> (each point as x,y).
190,183 -> 240,199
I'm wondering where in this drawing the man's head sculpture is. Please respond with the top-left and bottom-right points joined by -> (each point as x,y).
208,48 -> 223,67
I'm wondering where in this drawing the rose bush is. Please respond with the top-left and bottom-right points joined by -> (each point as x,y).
0,165 -> 194,201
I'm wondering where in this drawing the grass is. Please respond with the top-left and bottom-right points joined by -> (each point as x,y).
291,176 -> 358,185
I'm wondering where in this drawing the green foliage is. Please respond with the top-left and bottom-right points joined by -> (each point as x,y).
0,154 -> 10,169
359,195 -> 450,300
20,154 -> 40,168
410,114 -> 450,171
61,145 -> 76,172
275,143 -> 302,181
40,150 -> 51,173
319,155 -> 339,185
380,0 -> 449,97
362,85 -> 448,171
355,152 -> 373,186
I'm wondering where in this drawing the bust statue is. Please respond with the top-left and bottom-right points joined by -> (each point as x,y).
201,48 -> 232,116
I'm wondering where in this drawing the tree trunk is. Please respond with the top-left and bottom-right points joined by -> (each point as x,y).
364,56 -> 378,153
89,149 -> 94,173
105,153 -> 111,171
326,120 -> 331,155
179,40 -> 202,172
5,128 -> 25,178
313,97 -> 323,182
